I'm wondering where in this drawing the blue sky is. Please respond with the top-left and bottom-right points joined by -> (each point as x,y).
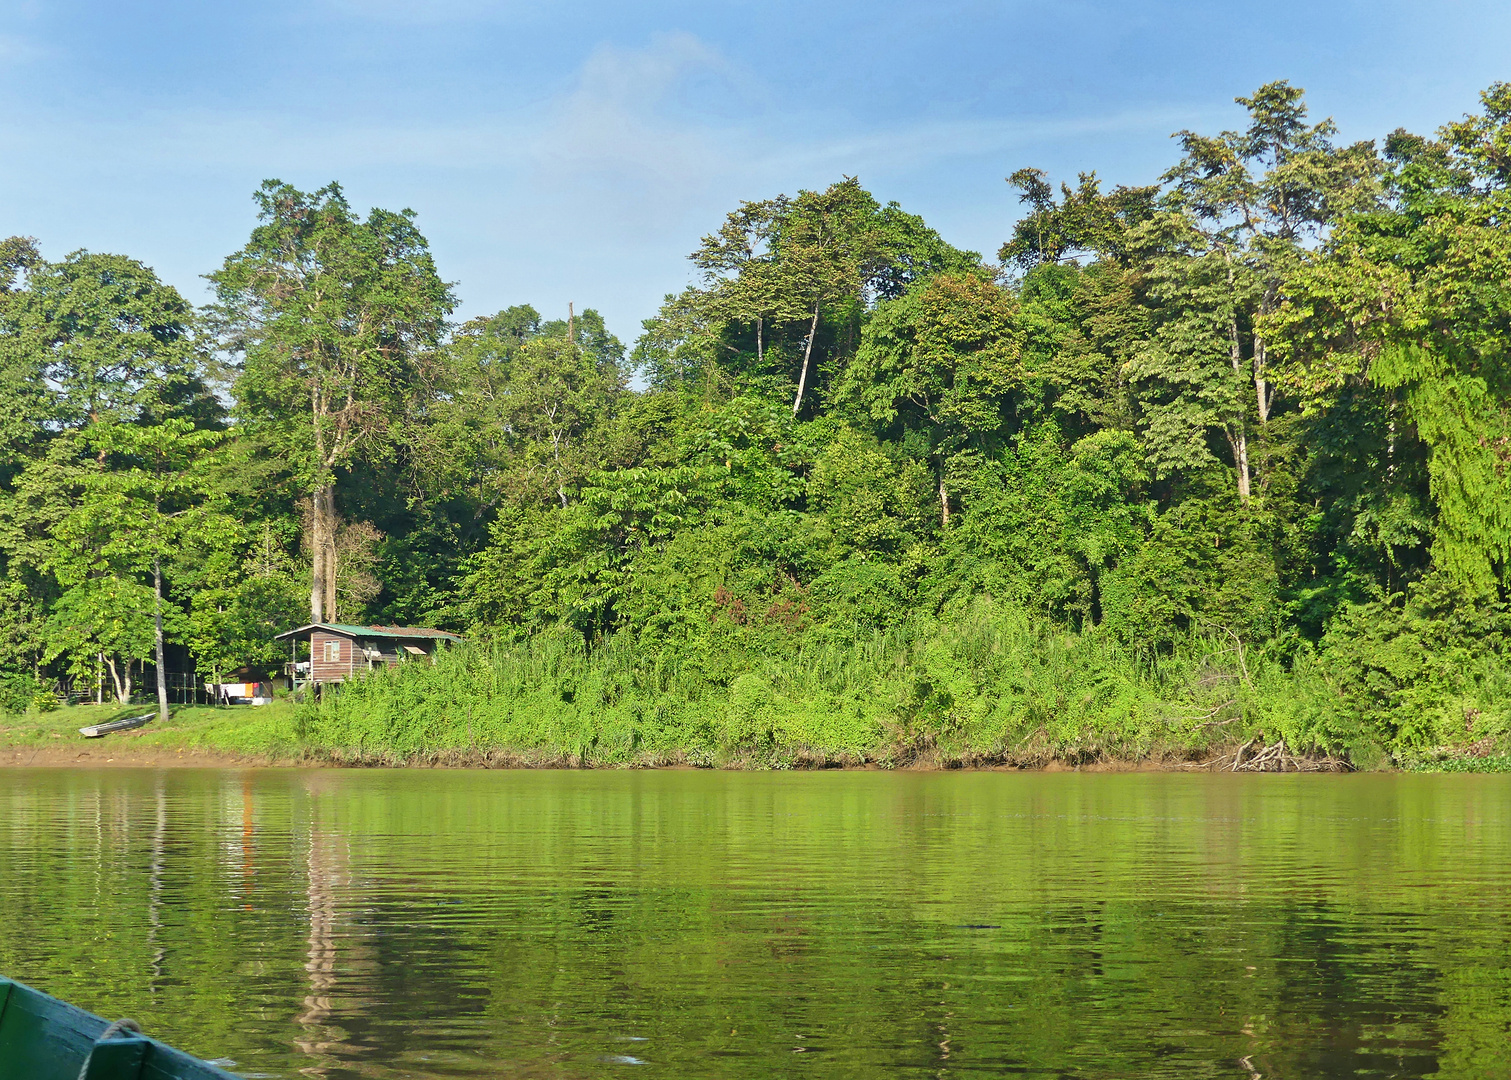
2,1 -> 1508,342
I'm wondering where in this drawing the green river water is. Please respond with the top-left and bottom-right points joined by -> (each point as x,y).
1,768 -> 1508,1079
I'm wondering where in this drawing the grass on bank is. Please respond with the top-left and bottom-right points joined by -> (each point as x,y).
281,609 -> 1270,767
0,701 -> 302,756
3,598 -> 1507,770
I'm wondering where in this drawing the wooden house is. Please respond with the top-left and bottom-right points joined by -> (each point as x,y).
274,623 -> 462,686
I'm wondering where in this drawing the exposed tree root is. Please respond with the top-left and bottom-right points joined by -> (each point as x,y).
1178,736 -> 1352,773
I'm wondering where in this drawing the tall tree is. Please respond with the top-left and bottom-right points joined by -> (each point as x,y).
1151,81 -> 1379,501
1269,84 -> 1511,588
691,197 -> 803,374
999,170 -> 1157,271
684,178 -> 979,416
1125,211 -> 1263,497
211,181 -> 454,623
50,419 -> 227,718
1,248 -> 216,691
840,273 -> 1022,525
0,237 -> 46,475
4,250 -> 214,432
498,334 -> 626,508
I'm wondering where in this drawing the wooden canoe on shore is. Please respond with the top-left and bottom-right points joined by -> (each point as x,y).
78,713 -> 154,739
0,976 -> 238,1079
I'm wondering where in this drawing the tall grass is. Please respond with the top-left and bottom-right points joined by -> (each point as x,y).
261,598 -> 1327,767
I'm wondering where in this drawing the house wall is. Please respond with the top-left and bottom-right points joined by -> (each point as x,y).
363,641 -> 405,668
310,631 -> 356,683
308,632 -> 440,683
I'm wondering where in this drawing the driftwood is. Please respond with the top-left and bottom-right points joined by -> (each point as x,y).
1179,736 -> 1352,773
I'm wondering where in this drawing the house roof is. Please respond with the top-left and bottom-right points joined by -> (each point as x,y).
274,623 -> 463,643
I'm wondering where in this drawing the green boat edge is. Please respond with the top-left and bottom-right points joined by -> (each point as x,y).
0,976 -> 240,1080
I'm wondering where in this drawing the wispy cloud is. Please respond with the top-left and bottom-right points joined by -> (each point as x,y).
523,34 -> 755,225
3,31 -> 1204,205
0,30 -> 1214,328
767,108 -> 1211,178
321,0 -> 520,24
0,31 -> 44,66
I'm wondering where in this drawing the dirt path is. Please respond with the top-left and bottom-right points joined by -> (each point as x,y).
1,743 -> 279,768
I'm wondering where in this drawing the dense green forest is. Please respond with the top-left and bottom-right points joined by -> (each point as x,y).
6,81 -> 1511,766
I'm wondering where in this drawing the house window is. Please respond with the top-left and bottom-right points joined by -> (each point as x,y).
324,639 -> 341,662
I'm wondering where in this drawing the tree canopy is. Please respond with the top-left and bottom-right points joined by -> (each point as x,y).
5,81 -> 1511,760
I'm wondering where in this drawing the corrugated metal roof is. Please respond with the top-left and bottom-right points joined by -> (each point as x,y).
274,623 -> 463,642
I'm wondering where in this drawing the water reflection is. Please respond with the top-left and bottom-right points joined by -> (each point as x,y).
294,824 -> 348,1072
0,769 -> 1508,1079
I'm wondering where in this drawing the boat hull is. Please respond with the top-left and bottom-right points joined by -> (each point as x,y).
79,713 -> 154,739
0,977 -> 237,1079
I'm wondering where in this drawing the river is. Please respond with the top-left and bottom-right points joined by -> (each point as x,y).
1,768 -> 1507,1078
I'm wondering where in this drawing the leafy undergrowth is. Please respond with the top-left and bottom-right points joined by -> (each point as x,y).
261,599 -> 1510,771
4,598 -> 1507,772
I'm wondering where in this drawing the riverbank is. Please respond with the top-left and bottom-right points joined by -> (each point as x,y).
8,593 -> 1511,772
3,701 -> 1506,772
0,704 -> 290,768
0,700 -> 1313,771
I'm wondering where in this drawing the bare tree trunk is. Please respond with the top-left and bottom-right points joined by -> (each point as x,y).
1387,399 -> 1397,479
1253,335 -> 1271,424
756,315 -> 763,367
310,485 -> 339,622
322,487 -> 338,622
1234,432 -> 1251,502
1229,310 -> 1252,504
939,475 -> 950,528
310,489 -> 326,623
792,300 -> 821,418
153,554 -> 169,723
105,654 -> 125,703
311,384 -> 327,623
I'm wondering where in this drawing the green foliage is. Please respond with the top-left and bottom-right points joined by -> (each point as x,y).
285,598 -> 1270,766
932,425 -> 1151,625
1372,345 -> 1511,589
1099,496 -> 1281,649
0,672 -> 38,715
182,523 -> 308,677
211,180 -> 454,485
1000,169 -> 1158,269
8,84 -> 1511,767
844,273 -> 1022,441
1302,572 -> 1511,756
0,249 -> 214,431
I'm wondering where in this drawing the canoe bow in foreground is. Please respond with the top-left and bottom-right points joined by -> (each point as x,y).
0,977 -> 239,1080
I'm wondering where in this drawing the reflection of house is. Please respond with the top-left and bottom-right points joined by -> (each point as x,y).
274,623 -> 462,686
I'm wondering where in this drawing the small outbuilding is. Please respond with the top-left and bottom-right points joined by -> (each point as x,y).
274,623 -> 463,686
206,665 -> 290,705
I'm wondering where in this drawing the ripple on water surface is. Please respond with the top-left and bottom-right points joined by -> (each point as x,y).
1,769 -> 1508,1079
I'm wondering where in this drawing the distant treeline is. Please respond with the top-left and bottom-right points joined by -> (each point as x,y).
4,81 -> 1511,763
